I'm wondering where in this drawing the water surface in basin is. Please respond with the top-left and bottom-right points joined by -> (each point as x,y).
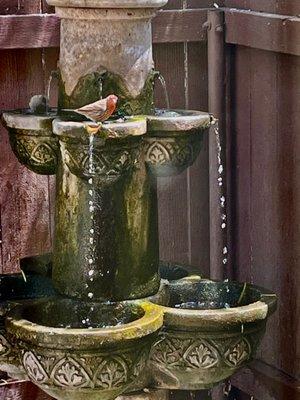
19,299 -> 145,329
168,281 -> 261,310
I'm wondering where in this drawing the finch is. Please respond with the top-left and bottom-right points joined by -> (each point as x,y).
74,95 -> 118,123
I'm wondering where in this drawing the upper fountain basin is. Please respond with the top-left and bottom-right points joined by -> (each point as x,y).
145,110 -> 211,176
1,109 -> 58,175
52,116 -> 147,140
147,109 -> 211,134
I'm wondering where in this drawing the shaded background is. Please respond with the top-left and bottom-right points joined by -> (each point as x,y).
1,0 -> 300,398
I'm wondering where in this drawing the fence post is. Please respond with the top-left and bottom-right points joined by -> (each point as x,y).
207,9 -> 227,281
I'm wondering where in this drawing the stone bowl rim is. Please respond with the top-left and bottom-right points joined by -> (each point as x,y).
1,109 -> 56,133
146,109 -> 212,133
153,280 -> 277,328
52,117 -> 147,139
6,299 -> 163,349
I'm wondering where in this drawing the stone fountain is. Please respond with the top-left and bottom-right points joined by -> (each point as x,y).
0,1 -> 277,399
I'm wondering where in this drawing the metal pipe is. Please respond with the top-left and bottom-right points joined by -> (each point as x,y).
207,10 -> 226,281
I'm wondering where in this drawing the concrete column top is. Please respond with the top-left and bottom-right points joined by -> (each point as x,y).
47,0 -> 168,9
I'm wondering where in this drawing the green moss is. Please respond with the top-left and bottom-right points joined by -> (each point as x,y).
58,71 -> 104,110
102,71 -> 156,116
52,139 -> 160,301
58,69 -> 156,116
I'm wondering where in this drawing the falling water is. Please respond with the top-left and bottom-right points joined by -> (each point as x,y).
157,74 -> 170,109
98,76 -> 103,100
212,119 -> 229,271
87,133 -> 96,303
46,70 -> 58,114
223,380 -> 232,397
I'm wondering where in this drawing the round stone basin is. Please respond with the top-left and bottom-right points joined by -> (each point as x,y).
150,279 -> 277,390
145,110 -> 211,177
52,116 -> 146,187
0,273 -> 56,379
1,109 -> 59,175
6,299 -> 163,400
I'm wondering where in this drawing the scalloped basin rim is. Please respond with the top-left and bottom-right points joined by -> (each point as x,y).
47,0 -> 168,8
147,109 -> 211,133
1,110 -> 56,133
6,299 -> 163,349
153,280 -> 277,328
52,118 -> 147,138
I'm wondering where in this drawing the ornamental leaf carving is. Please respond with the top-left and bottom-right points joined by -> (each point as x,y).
224,338 -> 251,367
52,357 -> 90,388
23,351 -> 48,383
94,357 -> 128,389
184,340 -> 219,369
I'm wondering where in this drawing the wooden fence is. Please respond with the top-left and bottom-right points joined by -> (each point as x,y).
1,0 -> 300,399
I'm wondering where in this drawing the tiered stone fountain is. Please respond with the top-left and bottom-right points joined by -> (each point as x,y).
0,1 -> 277,399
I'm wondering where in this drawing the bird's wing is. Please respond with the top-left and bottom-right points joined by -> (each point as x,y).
76,99 -> 107,113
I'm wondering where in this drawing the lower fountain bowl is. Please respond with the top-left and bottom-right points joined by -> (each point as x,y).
6,298 -> 163,400
150,279 -> 277,390
145,110 -> 211,177
0,273 -> 56,379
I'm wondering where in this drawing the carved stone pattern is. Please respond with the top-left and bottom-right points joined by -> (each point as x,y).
22,348 -> 139,390
0,333 -> 11,358
132,347 -> 149,377
151,337 -> 218,370
224,338 -> 251,367
151,334 -> 252,371
23,352 -> 48,384
145,139 -> 193,167
63,142 -> 140,182
9,134 -> 58,174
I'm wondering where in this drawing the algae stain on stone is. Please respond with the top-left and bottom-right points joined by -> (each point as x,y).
58,69 -> 156,116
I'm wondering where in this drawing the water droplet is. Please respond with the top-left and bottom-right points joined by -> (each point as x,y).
221,223 -> 226,229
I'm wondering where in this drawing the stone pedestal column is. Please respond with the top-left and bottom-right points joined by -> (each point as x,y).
52,118 -> 160,301
47,0 -> 168,113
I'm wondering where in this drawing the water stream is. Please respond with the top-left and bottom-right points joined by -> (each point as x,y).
87,133 -> 96,304
157,74 -> 170,109
45,70 -> 58,114
212,120 -> 229,271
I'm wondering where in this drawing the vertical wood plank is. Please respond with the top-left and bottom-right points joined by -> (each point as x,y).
231,46 -> 252,282
276,52 -> 300,379
231,45 -> 300,383
153,42 -> 190,264
247,48 -> 280,370
0,49 -> 52,273
186,42 -> 210,275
